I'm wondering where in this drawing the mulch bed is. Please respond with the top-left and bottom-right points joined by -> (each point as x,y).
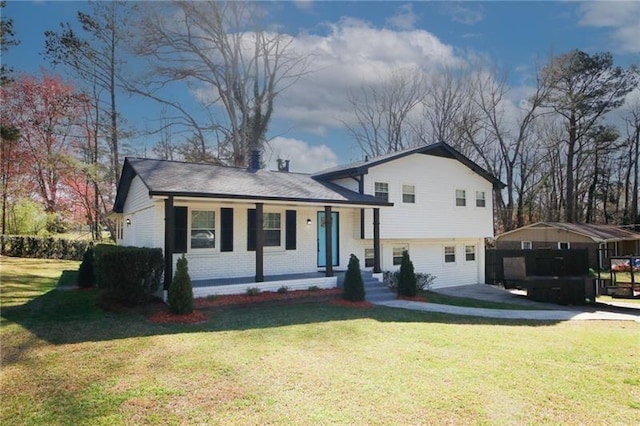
146,288 -> 375,324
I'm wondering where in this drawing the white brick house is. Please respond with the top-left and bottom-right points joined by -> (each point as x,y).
113,142 -> 504,295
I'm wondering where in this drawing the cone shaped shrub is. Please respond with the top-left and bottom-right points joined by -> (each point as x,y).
168,254 -> 194,314
343,253 -> 365,301
77,246 -> 95,288
397,250 -> 417,297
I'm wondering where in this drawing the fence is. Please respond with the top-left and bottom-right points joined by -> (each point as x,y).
485,249 -> 590,285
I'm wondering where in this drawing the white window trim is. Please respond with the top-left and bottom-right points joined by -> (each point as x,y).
401,184 -> 416,204
521,241 -> 532,250
188,208 -> 218,252
464,245 -> 476,262
558,241 -> 571,250
364,247 -> 375,269
475,191 -> 486,208
455,189 -> 466,207
375,182 -> 390,202
444,245 -> 456,264
393,244 -> 409,266
263,208 -> 285,251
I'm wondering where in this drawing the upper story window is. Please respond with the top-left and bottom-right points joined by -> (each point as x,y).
521,241 -> 532,250
476,191 -> 486,207
375,182 -> 389,202
455,189 -> 466,207
402,184 -> 415,203
558,242 -> 570,250
444,245 -> 456,263
263,212 -> 282,247
191,210 -> 215,249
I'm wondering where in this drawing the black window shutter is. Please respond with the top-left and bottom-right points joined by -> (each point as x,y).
220,208 -> 234,252
247,209 -> 256,251
285,210 -> 296,250
174,206 -> 188,253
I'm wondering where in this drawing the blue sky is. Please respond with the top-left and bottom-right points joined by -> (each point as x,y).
4,1 -> 640,172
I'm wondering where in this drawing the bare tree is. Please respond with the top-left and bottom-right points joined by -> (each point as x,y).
132,1 -> 310,167
457,67 -> 549,230
344,67 -> 427,157
540,50 -> 638,222
419,68 -> 469,146
622,103 -> 640,227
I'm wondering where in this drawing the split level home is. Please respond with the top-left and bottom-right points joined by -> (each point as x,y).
113,141 -> 505,297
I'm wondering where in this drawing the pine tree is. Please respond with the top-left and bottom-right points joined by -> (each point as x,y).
77,245 -> 95,288
168,254 -> 193,314
343,253 -> 365,302
397,250 -> 417,297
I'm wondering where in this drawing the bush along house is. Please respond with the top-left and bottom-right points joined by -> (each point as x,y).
113,142 -> 505,297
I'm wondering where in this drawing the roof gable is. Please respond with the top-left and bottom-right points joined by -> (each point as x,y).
312,141 -> 505,189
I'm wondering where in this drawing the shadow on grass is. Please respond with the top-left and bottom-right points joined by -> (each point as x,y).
0,273 -> 578,350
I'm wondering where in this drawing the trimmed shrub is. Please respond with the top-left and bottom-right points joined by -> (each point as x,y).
343,253 -> 365,301
246,287 -> 260,296
94,244 -> 164,305
77,245 -> 95,288
168,254 -> 193,314
397,250 -> 417,297
0,235 -> 90,260
384,270 -> 435,293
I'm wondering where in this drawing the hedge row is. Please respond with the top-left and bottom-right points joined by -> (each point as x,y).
0,235 -> 91,260
94,244 -> 164,305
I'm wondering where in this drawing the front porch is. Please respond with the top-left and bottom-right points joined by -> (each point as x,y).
190,271 -> 347,298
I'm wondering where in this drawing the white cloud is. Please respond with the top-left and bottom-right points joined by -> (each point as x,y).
386,3 -> 418,30
440,3 -> 484,25
275,17 -> 465,135
578,1 -> 640,53
293,1 -> 314,12
264,136 -> 338,173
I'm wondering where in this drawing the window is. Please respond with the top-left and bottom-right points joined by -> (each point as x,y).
476,191 -> 486,207
521,241 -> 532,250
263,212 -> 281,247
191,210 -> 215,249
465,245 -> 476,262
444,246 -> 456,263
364,248 -> 375,268
402,184 -> 415,203
558,242 -> 570,250
456,189 -> 466,206
393,245 -> 408,265
375,182 -> 389,201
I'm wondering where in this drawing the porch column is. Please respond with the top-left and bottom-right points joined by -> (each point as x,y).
163,196 -> 174,290
324,205 -> 333,277
255,202 -> 264,282
373,208 -> 381,273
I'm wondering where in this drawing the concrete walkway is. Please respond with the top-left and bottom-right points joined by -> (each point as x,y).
370,284 -> 640,322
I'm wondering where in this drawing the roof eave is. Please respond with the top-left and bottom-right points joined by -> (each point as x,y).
148,191 -> 393,208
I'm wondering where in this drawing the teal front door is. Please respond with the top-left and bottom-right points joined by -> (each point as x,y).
317,211 -> 339,267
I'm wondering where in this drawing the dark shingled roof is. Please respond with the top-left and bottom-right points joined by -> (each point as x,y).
113,158 -> 392,213
498,221 -> 640,243
312,141 -> 505,189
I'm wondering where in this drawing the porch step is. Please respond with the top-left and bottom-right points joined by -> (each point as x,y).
360,271 -> 396,303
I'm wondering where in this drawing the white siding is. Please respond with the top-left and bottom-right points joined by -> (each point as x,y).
121,177 -> 159,247
361,154 -> 494,239
123,176 -> 153,213
351,237 -> 486,288
169,203 -> 360,281
332,177 -> 360,192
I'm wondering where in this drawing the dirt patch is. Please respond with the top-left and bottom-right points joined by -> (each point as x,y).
194,288 -> 342,308
148,310 -> 208,324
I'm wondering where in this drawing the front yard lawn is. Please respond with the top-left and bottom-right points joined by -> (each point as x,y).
1,257 -> 639,424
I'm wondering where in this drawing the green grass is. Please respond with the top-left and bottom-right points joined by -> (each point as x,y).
598,295 -> 640,305
423,291 -> 542,310
1,257 -> 640,425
